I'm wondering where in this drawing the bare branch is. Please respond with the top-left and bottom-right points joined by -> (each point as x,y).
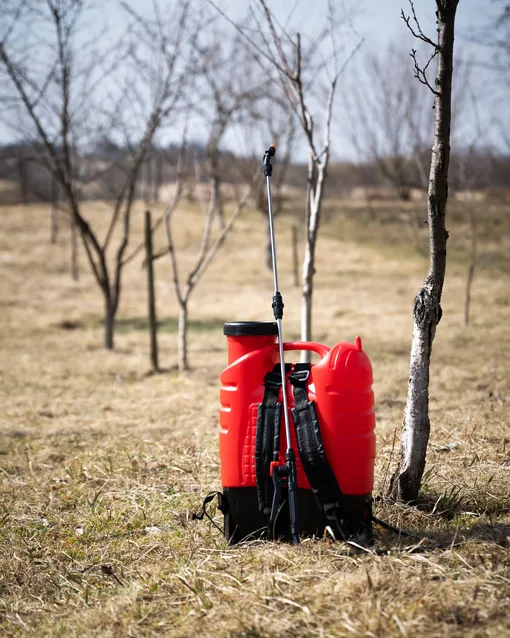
187,185 -> 252,291
184,185 -> 218,294
327,0 -> 339,79
203,0 -> 288,75
258,1 -> 293,75
1,0 -> 27,44
401,2 -> 438,49
410,48 -> 440,96
1,0 -> 193,349
164,131 -> 189,308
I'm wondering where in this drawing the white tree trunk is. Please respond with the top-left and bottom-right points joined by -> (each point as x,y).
390,285 -> 439,500
301,163 -> 325,361
390,0 -> 458,502
300,240 -> 313,358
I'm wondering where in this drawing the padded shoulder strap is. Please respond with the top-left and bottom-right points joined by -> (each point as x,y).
255,365 -> 284,519
290,364 -> 350,539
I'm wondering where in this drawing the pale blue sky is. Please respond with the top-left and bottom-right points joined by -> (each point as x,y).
114,0 -> 505,158
209,0 -> 504,159
208,0 -> 496,62
1,0 -> 505,160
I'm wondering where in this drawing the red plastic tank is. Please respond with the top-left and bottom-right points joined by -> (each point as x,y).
220,322 -> 376,499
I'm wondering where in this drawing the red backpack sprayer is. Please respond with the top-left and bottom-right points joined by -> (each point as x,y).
196,145 -> 377,545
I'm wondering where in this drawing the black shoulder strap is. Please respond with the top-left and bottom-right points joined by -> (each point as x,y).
255,365 -> 284,519
290,363 -> 350,539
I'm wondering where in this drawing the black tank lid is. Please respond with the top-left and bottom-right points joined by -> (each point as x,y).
223,321 -> 278,337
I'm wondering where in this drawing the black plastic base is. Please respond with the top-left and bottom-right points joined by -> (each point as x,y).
223,487 -> 372,545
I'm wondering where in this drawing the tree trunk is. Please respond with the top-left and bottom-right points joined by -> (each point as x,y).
51,175 -> 58,244
145,210 -> 159,372
301,240 -> 313,347
292,224 -> 299,287
213,175 -> 225,229
301,159 -> 326,361
51,207 -> 58,244
104,293 -> 115,350
141,156 -> 148,203
389,0 -> 458,502
71,214 -> 79,281
300,158 -> 315,360
151,152 -> 158,203
18,156 -> 28,204
178,301 -> 188,372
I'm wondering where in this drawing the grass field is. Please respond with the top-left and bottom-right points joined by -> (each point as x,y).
0,197 -> 509,637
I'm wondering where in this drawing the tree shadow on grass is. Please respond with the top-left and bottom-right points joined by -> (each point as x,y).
373,489 -> 510,554
115,316 -> 226,334
414,489 -> 510,521
370,520 -> 510,556
57,316 -> 227,334
459,521 -> 510,544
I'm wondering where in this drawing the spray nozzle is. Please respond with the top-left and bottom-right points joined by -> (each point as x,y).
262,144 -> 276,177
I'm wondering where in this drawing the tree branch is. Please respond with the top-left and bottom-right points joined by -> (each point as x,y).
401,2 -> 438,49
187,184 -> 251,291
410,48 -> 440,96
203,0 -> 289,76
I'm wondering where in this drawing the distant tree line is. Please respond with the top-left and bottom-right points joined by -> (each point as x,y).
1,141 -> 509,205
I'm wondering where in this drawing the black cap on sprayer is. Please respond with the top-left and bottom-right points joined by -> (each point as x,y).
262,144 -> 300,545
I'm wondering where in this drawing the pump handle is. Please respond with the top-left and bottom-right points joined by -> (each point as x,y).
283,341 -> 330,359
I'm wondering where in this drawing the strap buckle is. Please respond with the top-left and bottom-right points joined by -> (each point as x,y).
264,363 -> 292,388
264,370 -> 282,387
289,369 -> 310,387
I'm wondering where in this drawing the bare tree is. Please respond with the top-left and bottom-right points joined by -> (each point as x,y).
252,0 -> 361,355
256,99 -> 297,269
389,0 -> 460,502
205,0 -> 360,349
50,173 -> 59,244
70,212 -> 79,281
240,93 -> 297,270
140,145 -> 161,205
163,143 -> 254,371
193,25 -> 266,230
0,0 -> 191,349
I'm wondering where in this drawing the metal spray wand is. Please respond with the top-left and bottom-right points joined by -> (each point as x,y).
262,144 -> 300,545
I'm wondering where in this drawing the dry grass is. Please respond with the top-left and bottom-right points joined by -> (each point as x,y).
0,197 -> 509,637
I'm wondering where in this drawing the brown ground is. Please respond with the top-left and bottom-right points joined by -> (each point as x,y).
0,198 -> 509,637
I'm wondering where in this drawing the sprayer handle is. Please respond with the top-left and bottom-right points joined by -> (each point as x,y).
283,341 -> 330,359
